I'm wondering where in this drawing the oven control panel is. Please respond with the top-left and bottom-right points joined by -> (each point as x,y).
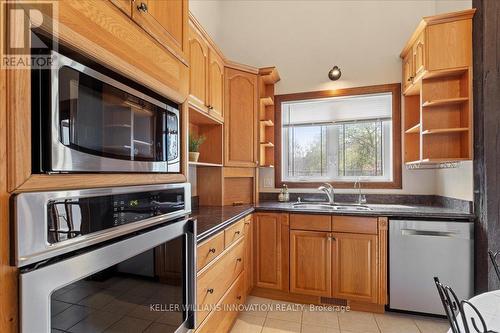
47,188 -> 185,244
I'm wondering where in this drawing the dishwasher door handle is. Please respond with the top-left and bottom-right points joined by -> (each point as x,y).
401,229 -> 457,237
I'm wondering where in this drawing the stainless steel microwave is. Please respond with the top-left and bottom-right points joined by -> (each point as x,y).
32,50 -> 180,173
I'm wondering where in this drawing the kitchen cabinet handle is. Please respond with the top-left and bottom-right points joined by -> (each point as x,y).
235,231 -> 240,235
327,235 -> 336,241
137,2 -> 148,12
236,257 -> 242,262
208,248 -> 216,253
207,288 -> 214,294
236,295 -> 242,300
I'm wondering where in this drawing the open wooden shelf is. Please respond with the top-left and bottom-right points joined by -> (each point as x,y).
260,119 -> 274,126
189,106 -> 223,125
423,67 -> 468,80
406,157 -> 470,165
422,127 -> 469,135
405,123 -> 421,134
258,67 -> 280,169
189,161 -> 223,167
260,96 -> 274,106
422,97 -> 469,108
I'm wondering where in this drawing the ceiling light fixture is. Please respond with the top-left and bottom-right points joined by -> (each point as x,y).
328,66 -> 342,81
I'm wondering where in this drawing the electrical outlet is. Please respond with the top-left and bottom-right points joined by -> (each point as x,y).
263,178 -> 273,188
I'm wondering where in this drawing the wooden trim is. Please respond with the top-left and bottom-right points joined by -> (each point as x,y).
274,83 -> 402,190
377,217 -> 388,305
250,287 -> 385,314
224,60 -> 259,75
13,174 -> 187,193
0,67 -> 19,333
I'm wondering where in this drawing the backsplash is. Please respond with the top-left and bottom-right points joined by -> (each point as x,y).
259,192 -> 473,214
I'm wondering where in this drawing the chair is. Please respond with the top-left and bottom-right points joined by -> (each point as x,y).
434,277 -> 497,333
488,250 -> 500,282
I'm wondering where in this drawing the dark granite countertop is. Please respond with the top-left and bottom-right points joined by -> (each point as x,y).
192,201 -> 474,242
255,201 -> 475,220
191,205 -> 254,242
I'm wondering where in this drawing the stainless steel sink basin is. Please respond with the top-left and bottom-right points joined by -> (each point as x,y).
292,202 -> 373,211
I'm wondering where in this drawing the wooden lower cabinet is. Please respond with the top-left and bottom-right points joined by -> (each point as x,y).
257,213 -> 387,310
290,230 -> 332,296
332,233 -> 378,303
196,272 -> 245,333
254,213 -> 289,291
195,214 -> 253,332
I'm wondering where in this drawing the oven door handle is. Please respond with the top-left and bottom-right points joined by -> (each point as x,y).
19,217 -> 195,333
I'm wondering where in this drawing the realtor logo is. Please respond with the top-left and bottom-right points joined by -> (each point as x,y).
1,0 -> 58,69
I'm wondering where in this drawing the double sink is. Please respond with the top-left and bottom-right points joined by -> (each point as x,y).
292,202 -> 373,211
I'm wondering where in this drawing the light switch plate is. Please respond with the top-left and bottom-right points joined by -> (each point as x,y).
263,178 -> 273,188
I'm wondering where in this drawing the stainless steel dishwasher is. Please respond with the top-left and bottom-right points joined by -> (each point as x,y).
389,219 -> 474,315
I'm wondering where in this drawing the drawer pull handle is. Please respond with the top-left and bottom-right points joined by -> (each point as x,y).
235,231 -> 240,235
236,296 -> 242,300
236,258 -> 242,262
207,288 -> 214,294
208,248 -> 216,253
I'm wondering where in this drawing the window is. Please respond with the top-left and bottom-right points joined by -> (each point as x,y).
276,84 -> 401,189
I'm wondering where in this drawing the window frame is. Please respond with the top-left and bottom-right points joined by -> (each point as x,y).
275,83 -> 402,189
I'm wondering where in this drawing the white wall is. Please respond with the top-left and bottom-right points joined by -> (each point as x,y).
190,0 -> 474,201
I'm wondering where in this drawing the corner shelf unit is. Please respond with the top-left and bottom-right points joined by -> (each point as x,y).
403,67 -> 473,166
258,67 -> 280,168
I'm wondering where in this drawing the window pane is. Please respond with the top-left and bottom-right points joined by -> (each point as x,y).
288,125 -> 327,178
281,91 -> 393,183
339,121 -> 383,177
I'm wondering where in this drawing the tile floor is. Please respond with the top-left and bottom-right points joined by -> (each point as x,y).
230,297 -> 450,333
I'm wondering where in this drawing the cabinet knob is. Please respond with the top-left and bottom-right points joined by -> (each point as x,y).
236,295 -> 242,300
236,257 -> 242,262
137,2 -> 148,12
208,248 -> 216,254
327,235 -> 336,241
207,288 -> 214,294
235,231 -> 240,235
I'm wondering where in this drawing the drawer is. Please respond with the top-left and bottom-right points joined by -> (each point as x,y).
196,272 -> 245,333
290,214 -> 331,232
197,238 -> 245,324
197,232 -> 225,271
332,216 -> 378,234
224,219 -> 245,248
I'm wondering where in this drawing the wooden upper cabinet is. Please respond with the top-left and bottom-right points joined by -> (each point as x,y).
188,23 -> 209,112
413,32 -> 425,79
132,0 -> 188,63
402,51 -> 414,93
254,213 -> 288,290
332,233 -> 378,303
290,230 -> 332,297
224,68 -> 258,167
208,50 -> 224,121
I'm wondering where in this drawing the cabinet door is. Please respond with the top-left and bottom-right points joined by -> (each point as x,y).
109,0 -> 131,16
243,215 -> 253,294
208,49 -> 224,121
402,52 -> 414,93
254,213 -> 288,290
332,233 -> 378,303
413,32 -> 425,79
290,230 -> 332,297
132,0 -> 188,61
224,68 -> 258,167
188,23 -> 209,112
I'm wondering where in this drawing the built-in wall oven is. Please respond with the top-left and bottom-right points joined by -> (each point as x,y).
13,183 -> 195,333
32,49 -> 180,173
